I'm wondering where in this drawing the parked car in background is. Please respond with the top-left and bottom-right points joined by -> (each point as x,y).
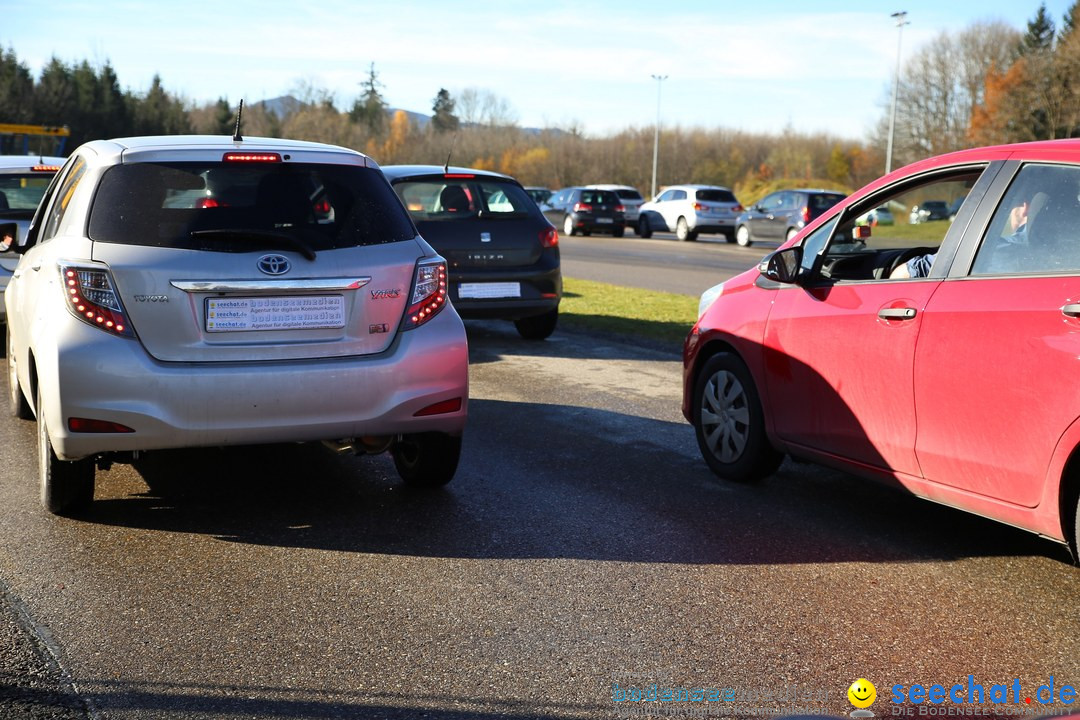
525,186 -> 552,206
6,135 -> 469,515
543,186 -> 625,237
734,189 -> 846,247
586,184 -> 645,232
855,205 -> 894,227
685,138 -> 1080,560
909,199 -> 950,224
637,184 -> 742,242
385,165 -> 561,340
0,156 -> 65,322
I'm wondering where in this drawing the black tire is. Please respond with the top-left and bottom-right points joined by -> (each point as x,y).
613,227 -> 625,238
692,353 -> 782,483
37,387 -> 94,515
392,432 -> 462,487
8,334 -> 31,420
1072,492 -> 1080,566
676,217 -> 697,242
514,308 -> 558,340
563,215 -> 576,237
637,217 -> 652,238
735,225 -> 753,247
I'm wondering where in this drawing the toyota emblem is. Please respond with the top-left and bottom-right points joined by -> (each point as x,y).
257,254 -> 291,276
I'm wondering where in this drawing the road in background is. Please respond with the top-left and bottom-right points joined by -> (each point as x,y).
558,232 -> 779,297
0,321 -> 1076,719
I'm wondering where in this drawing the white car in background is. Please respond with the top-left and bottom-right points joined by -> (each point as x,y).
637,184 -> 743,241
0,156 -> 65,321
6,135 -> 469,514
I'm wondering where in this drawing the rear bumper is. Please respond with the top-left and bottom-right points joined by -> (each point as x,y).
448,263 -> 561,320
38,308 -> 469,460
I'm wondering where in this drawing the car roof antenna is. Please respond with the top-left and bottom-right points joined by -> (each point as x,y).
233,99 -> 244,142
443,132 -> 458,174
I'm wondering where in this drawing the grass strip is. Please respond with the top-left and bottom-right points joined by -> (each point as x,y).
557,276 -> 698,351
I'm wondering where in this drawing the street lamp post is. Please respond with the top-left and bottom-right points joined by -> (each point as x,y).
886,10 -> 909,174
650,74 -> 667,199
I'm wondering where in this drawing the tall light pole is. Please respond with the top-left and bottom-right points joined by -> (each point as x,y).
650,74 -> 667,199
885,10 -> 909,174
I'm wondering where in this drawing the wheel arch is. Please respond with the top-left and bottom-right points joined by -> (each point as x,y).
1057,444 -> 1080,555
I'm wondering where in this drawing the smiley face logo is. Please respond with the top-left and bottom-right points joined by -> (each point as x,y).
848,679 -> 877,709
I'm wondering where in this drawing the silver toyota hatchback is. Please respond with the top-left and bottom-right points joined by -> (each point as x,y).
5,135 -> 469,514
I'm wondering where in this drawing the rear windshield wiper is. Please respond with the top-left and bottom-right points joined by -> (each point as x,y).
190,228 -> 317,261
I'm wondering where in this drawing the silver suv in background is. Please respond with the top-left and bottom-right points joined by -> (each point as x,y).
6,135 -> 469,514
637,184 -> 743,241
0,156 -> 65,322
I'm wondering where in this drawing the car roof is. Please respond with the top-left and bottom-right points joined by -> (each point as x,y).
0,155 -> 67,171
71,135 -> 373,169
381,164 -> 517,183
585,184 -> 640,191
664,184 -> 733,191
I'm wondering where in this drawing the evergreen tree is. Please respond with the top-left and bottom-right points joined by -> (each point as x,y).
349,62 -> 387,137
431,88 -> 459,133
0,48 -> 35,123
1062,0 -> 1080,39
1022,3 -> 1056,53
213,98 -> 234,135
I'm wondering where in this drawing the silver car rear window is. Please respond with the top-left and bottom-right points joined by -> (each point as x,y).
88,162 -> 416,251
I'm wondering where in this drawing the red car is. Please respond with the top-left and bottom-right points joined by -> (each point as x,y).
684,139 -> 1080,560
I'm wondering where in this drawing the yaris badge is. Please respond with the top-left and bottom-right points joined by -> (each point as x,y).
257,254 -> 291,275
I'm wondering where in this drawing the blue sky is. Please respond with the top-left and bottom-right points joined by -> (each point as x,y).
4,0 -> 1075,140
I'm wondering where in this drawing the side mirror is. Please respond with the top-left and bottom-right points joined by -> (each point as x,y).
0,222 -> 17,254
759,246 -> 803,284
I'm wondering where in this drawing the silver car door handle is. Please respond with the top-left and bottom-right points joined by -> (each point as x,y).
1062,303 -> 1080,317
878,307 -> 917,320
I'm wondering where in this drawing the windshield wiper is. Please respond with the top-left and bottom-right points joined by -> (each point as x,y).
190,228 -> 317,261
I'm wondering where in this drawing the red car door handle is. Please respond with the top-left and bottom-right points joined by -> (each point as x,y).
1062,303 -> 1080,317
878,307 -> 917,320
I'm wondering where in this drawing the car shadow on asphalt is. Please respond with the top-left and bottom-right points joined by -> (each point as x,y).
76,395 -> 1071,566
464,319 -> 684,363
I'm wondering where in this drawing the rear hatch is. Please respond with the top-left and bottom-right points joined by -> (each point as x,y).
86,156 -> 423,362
577,189 -> 622,225
693,188 -> 741,220
391,174 -> 550,270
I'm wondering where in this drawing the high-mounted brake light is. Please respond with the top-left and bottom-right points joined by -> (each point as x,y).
444,173 -> 475,179
403,260 -> 449,329
222,152 -> 282,163
32,165 -> 61,172
59,264 -> 134,338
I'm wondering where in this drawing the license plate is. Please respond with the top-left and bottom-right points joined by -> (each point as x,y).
596,217 -> 613,224
458,282 -> 521,299
206,296 -> 345,332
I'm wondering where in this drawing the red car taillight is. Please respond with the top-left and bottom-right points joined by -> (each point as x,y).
693,202 -> 707,211
800,206 -> 811,223
540,226 -> 558,248
60,264 -> 134,338
573,202 -> 592,213
615,204 -> 626,213
733,204 -> 744,213
403,260 -> 449,329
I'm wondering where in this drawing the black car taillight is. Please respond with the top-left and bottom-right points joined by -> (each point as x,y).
800,206 -> 811,223
573,202 -> 592,213
403,260 -> 448,329
59,264 -> 135,338
540,227 -> 558,248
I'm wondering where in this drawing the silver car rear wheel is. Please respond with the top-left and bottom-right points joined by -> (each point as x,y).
37,386 -> 94,515
735,225 -> 753,247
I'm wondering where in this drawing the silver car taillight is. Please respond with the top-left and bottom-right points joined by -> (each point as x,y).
59,263 -> 135,338
403,260 -> 448,330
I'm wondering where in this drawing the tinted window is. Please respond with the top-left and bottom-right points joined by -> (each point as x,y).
971,163 -> 1080,275
42,156 -> 87,241
88,162 -> 415,251
0,173 -> 55,212
810,193 -> 845,211
393,178 -> 535,220
615,188 -> 643,201
696,189 -> 736,203
580,190 -> 617,205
